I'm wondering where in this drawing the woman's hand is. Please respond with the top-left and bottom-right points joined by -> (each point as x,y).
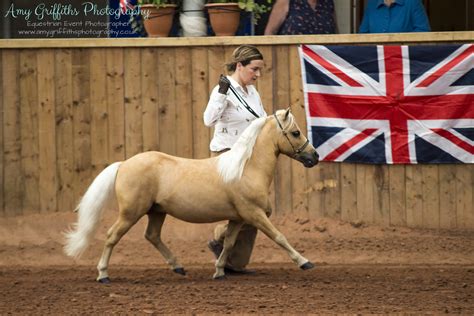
218,75 -> 231,95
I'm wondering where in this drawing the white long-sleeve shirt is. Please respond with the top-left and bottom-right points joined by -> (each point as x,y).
203,76 -> 267,152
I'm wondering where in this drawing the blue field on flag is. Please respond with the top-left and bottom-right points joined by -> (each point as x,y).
299,44 -> 474,164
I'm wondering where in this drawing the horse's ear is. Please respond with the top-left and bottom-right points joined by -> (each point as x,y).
284,107 -> 291,121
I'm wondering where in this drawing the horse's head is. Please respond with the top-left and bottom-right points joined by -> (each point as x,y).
273,108 -> 319,168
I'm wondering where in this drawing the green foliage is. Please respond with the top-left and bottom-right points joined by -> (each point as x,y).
138,0 -> 181,7
207,0 -> 273,21
238,0 -> 272,21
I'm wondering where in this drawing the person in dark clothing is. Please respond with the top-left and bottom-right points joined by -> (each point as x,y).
264,0 -> 337,35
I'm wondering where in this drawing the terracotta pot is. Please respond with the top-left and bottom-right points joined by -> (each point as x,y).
205,3 -> 241,36
141,4 -> 177,37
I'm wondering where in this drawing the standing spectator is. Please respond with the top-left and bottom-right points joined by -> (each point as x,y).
359,0 -> 431,33
264,0 -> 337,35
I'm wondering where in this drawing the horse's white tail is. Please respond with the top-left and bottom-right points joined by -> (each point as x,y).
64,162 -> 121,259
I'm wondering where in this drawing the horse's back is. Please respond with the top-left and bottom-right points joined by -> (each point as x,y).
115,151 -> 240,222
117,151 -> 215,193
120,151 -> 212,173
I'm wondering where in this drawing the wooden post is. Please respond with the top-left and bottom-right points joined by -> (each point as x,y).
124,48 -> 143,158
2,50 -> 21,216
37,49 -> 57,213
141,48 -> 160,152
19,50 -> 39,215
106,48 -> 126,163
90,48 -> 109,175
157,48 -> 177,156
72,49 -> 92,203
191,48 -> 210,159
175,47 -> 193,159
55,49 -> 75,213
289,46 -> 309,215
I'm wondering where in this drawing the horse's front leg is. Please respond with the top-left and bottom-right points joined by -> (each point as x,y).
242,208 -> 314,270
213,220 -> 244,279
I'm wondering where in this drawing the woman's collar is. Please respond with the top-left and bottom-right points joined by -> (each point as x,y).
227,75 -> 254,95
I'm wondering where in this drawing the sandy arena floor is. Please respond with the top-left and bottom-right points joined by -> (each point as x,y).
0,211 -> 473,314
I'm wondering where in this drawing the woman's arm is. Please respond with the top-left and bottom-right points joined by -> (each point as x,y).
203,86 -> 227,127
264,0 -> 290,35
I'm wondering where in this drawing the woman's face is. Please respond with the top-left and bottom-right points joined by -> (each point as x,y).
236,59 -> 264,86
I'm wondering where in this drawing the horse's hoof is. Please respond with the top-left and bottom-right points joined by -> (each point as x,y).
97,277 -> 111,284
300,262 -> 315,270
173,267 -> 186,275
213,275 -> 227,280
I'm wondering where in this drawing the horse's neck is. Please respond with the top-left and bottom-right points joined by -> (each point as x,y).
245,125 -> 279,188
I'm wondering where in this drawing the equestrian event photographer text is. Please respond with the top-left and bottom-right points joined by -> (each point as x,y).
4,2 -> 144,21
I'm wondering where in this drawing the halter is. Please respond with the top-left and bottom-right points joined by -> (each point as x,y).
274,112 -> 310,156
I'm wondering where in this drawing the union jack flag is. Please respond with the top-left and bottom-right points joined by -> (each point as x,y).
299,44 -> 474,164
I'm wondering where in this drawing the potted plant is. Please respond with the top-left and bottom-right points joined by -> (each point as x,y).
238,0 -> 272,23
139,0 -> 181,37
205,0 -> 272,36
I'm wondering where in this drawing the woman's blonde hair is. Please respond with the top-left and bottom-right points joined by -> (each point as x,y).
226,45 -> 264,73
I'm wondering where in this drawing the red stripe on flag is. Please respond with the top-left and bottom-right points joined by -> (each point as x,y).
302,45 -> 363,88
384,46 -> 410,163
417,45 -> 474,88
325,128 -> 378,161
307,93 -> 474,120
431,128 -> 474,154
384,46 -> 404,98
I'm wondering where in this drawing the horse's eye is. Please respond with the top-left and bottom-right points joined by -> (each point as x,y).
291,131 -> 300,137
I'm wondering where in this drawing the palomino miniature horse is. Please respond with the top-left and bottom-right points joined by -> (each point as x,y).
64,108 -> 319,281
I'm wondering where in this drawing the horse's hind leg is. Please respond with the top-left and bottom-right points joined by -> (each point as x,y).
145,209 -> 185,275
96,213 -> 142,283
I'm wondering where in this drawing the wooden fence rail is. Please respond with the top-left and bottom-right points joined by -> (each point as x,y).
1,33 -> 473,229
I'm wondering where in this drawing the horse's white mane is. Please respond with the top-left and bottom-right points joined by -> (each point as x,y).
217,116 -> 267,183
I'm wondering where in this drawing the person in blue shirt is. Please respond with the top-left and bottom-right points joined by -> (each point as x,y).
359,0 -> 431,33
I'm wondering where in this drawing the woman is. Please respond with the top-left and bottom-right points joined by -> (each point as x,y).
203,45 -> 267,274
264,0 -> 337,35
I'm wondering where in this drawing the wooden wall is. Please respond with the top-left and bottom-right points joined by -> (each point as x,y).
0,33 -> 473,229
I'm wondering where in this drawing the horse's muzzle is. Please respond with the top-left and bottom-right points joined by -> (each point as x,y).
295,150 -> 319,168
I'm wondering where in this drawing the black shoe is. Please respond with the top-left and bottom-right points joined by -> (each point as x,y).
207,240 -> 223,259
224,267 -> 256,275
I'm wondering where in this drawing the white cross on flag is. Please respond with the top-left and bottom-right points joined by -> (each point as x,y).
299,44 -> 474,164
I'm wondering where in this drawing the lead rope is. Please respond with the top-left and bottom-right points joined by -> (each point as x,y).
228,85 -> 260,119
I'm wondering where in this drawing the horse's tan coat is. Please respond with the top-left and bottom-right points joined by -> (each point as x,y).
91,109 -> 319,280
